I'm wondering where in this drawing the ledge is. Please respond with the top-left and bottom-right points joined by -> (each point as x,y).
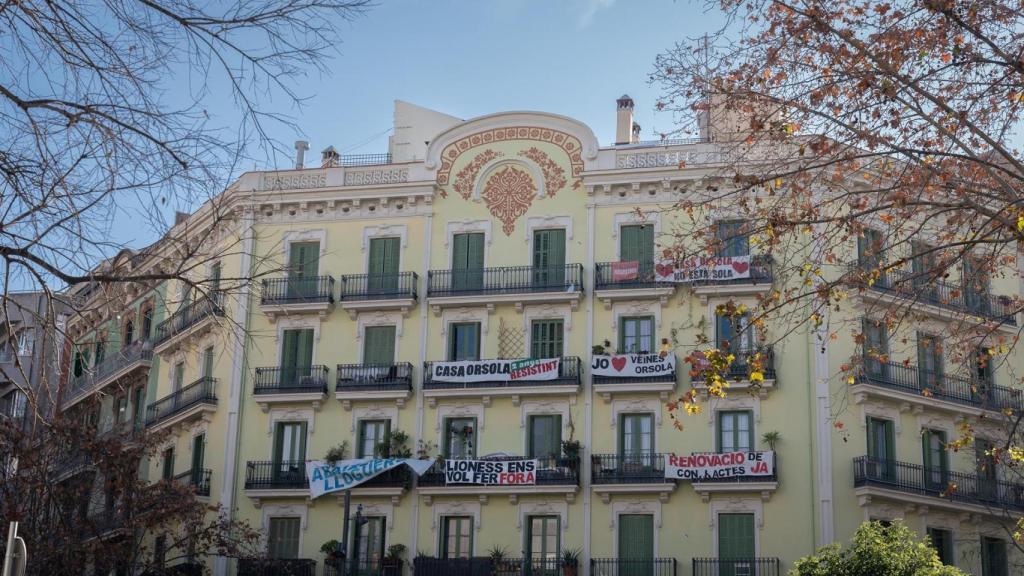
854,485 -> 1008,519
595,287 -> 675,309
591,483 -> 676,503
339,297 -> 417,320
423,384 -> 580,407
153,315 -> 219,357
849,383 -> 1006,419
418,485 -> 578,505
594,381 -> 676,403
692,481 -> 778,502
428,292 -> 582,315
259,301 -> 334,323
146,403 -> 216,433
335,389 -> 411,410
255,392 -> 327,413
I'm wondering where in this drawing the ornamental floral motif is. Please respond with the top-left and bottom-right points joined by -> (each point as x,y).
450,149 -> 504,199
518,147 -> 567,196
436,127 -> 584,187
482,165 -> 537,236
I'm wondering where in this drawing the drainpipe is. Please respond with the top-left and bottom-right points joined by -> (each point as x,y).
411,213 -> 433,560
582,203 -> 595,576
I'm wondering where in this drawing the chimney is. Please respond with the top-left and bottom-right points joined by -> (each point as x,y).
631,122 -> 641,144
321,145 -> 340,168
615,94 -> 635,145
294,140 -> 309,169
174,211 -> 189,226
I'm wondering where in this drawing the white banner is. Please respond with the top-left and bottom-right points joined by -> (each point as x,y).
444,459 -> 538,485
654,255 -> 752,283
591,354 -> 675,378
430,358 -> 560,383
307,458 -> 435,499
664,451 -> 774,481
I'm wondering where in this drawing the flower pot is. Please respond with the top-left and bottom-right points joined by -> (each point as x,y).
563,564 -> 578,576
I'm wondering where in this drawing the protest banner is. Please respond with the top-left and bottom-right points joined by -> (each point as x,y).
591,354 -> 675,377
664,451 -> 774,481
307,458 -> 435,499
430,358 -> 560,383
654,256 -> 753,283
443,459 -> 537,485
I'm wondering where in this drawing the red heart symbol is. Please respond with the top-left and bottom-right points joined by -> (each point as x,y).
655,263 -> 673,278
611,357 -> 627,372
732,260 -> 750,274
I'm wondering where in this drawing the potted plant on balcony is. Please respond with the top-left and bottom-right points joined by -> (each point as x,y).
324,441 -> 350,465
416,439 -> 436,460
321,539 -> 343,568
561,548 -> 582,576
383,543 -> 406,576
560,439 -> 581,469
761,431 -> 781,452
489,545 -> 509,573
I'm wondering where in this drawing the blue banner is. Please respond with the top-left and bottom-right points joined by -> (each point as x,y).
306,458 -> 435,499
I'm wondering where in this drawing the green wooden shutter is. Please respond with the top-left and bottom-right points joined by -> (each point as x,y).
192,434 -> 205,473
289,242 -> 319,278
718,513 -> 755,558
209,262 -> 222,291
202,346 -> 214,379
533,229 -> 566,287
368,237 -> 401,293
363,326 -> 396,365
269,517 -> 301,559
531,320 -> 564,358
451,233 -> 484,291
297,328 -> 314,368
618,515 -> 654,561
620,225 -> 639,261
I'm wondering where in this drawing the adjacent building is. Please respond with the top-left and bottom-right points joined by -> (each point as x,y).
62,96 -> 1024,576
1,291 -> 70,430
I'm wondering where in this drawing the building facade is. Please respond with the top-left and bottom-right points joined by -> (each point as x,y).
1,291 -> 70,429
64,97 -> 1024,576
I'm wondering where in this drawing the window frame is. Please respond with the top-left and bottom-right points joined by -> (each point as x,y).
716,410 -> 754,453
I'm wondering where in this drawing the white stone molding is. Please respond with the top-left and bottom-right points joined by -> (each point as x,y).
916,412 -> 956,438
520,399 -> 573,442
610,500 -> 661,557
854,396 -> 904,434
282,229 -> 328,266
709,497 -> 765,557
431,501 -> 482,552
261,504 -> 309,532
611,300 -> 662,331
519,500 -> 570,532
362,224 -> 409,272
435,402 -> 486,432
355,502 -> 396,534
525,215 -> 573,244
441,307 -> 490,336
612,212 -> 661,260
858,500 -> 907,523
266,407 -> 315,437
611,398 -> 662,432
706,394 -> 761,426
351,404 -> 399,434
523,304 -> 573,350
444,220 -> 493,267
356,311 -> 404,361
275,317 -> 322,362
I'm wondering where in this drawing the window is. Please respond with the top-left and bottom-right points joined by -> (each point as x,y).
114,396 -> 128,424
976,438 -> 998,500
975,347 -> 995,394
93,339 -> 105,366
209,261 -> 222,292
858,228 -> 884,269
273,422 -> 307,466
201,346 -> 214,379
532,229 -> 566,287
526,516 -> 560,561
911,241 -> 938,296
715,220 -> 749,257
354,516 -> 386,569
363,326 -> 396,366
862,319 -> 889,379
528,415 -> 562,460
141,307 -> 154,341
280,329 -> 315,386
441,516 -> 473,559
16,329 -> 33,357
132,388 -> 146,429
716,313 -> 756,354
288,241 -> 320,299
358,420 -> 390,459
867,417 -> 895,480
73,350 -> 86,377
267,517 -> 301,559
451,232 -> 485,291
619,413 -> 653,460
922,429 -> 948,490
718,513 -> 755,560
530,320 -> 564,359
172,362 -> 185,392
161,447 -> 175,481
444,417 -> 476,459
617,515 -> 654,564
917,333 -> 943,390
153,534 -> 167,567
191,434 -> 205,478
927,527 -> 954,566
717,411 -> 753,453
122,320 -> 134,347
368,237 -> 401,293
619,316 -> 654,354
620,224 -> 654,265
981,536 -> 1008,576
448,323 -> 480,361
964,257 -> 991,314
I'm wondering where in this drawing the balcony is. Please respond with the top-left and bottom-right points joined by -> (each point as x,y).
426,264 -> 584,313
335,362 -> 413,409
417,456 -> 579,503
592,355 -> 677,402
172,468 -> 212,497
852,359 -> 1022,417
53,449 -> 93,481
422,357 -> 581,406
690,452 -> 779,502
259,276 -> 334,321
689,255 -> 774,304
848,263 -> 1017,328
590,558 -> 677,576
594,261 -> 675,308
414,558 -> 561,576
691,349 -> 777,399
853,456 -> 1024,515
64,341 -> 153,408
325,559 -> 404,576
153,293 -> 225,355
243,460 -> 411,505
692,558 -> 780,576
252,365 -> 329,412
237,558 -> 317,576
145,377 -> 217,431
339,272 -> 418,318
590,453 -> 676,502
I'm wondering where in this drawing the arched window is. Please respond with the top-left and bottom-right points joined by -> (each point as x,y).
123,320 -> 135,347
141,307 -> 153,341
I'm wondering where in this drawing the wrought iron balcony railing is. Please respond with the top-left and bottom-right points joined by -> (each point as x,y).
336,362 -> 413,391
66,340 -> 154,403
237,558 -> 317,576
260,276 -> 334,305
244,460 -> 411,490
252,365 -> 329,395
848,263 -> 1017,325
594,261 -> 663,290
417,456 -> 580,487
145,377 -> 217,426
857,358 -> 1022,412
340,153 -> 392,166
853,456 -> 1024,511
690,349 -> 776,383
325,558 -> 404,576
427,264 -> 584,297
155,293 -> 225,345
423,357 -> 581,390
591,453 -> 673,484
172,468 -> 212,497
590,558 -> 677,576
692,558 -> 780,576
413,558 -> 563,576
340,272 -> 418,301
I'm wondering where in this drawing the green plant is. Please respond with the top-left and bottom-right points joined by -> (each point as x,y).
488,545 -> 508,561
320,539 -> 341,556
561,439 -> 581,459
323,441 -> 349,464
415,550 -> 434,559
561,547 -> 582,567
762,431 -> 781,451
416,439 -> 437,460
385,543 -> 406,560
376,429 -> 413,458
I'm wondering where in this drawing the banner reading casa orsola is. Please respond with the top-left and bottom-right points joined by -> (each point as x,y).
430,358 -> 560,383
306,458 -> 435,499
664,451 -> 774,481
591,354 -> 675,377
444,459 -> 537,485
654,255 -> 753,283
